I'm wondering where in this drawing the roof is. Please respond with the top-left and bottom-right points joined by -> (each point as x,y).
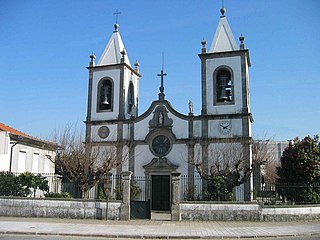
0,122 -> 58,149
209,9 -> 239,53
0,122 -> 31,138
97,24 -> 131,67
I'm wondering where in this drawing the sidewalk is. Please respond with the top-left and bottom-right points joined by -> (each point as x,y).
0,217 -> 320,239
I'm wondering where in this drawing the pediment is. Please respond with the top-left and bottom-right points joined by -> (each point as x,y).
143,157 -> 178,173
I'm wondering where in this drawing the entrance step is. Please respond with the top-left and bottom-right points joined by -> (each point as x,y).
151,211 -> 171,221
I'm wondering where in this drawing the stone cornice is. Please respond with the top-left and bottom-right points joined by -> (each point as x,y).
87,63 -> 142,77
199,49 -> 251,67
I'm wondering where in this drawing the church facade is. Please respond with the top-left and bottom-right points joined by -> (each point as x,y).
85,8 -> 253,203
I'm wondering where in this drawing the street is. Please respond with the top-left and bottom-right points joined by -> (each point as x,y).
1,234 -> 320,240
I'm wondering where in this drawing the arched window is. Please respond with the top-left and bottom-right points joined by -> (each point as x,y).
127,82 -> 135,114
216,68 -> 233,103
97,78 -> 113,111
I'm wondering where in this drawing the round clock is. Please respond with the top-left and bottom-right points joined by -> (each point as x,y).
218,120 -> 232,135
151,135 -> 171,156
98,126 -> 110,139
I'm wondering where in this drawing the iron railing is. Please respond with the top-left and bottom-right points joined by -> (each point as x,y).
3,172 -> 318,205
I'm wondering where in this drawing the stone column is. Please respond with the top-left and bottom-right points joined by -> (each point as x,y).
120,171 -> 132,221
171,171 -> 181,221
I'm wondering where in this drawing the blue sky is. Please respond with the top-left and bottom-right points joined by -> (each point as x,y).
1,0 -> 319,141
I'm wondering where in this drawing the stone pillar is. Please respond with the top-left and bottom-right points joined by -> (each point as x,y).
120,171 -> 132,221
171,171 -> 181,221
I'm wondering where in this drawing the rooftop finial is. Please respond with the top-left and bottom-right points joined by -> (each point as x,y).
220,0 -> 226,17
113,9 -> 121,32
89,52 -> 96,67
239,34 -> 245,50
157,53 -> 167,101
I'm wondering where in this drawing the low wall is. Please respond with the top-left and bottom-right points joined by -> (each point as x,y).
0,197 -> 121,220
180,202 -> 320,221
262,205 -> 320,221
180,202 -> 260,221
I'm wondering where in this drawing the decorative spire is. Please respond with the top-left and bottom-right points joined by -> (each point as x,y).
201,39 -> 207,53
89,52 -> 96,67
157,53 -> 167,101
120,48 -> 126,63
239,34 -> 245,50
134,60 -> 140,73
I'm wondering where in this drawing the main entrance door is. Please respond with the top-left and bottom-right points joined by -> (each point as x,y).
151,175 -> 170,211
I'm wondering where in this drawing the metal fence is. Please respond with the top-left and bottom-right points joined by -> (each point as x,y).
256,182 -> 320,204
60,174 -> 151,201
181,175 -> 320,204
180,175 -> 245,201
4,172 -> 318,205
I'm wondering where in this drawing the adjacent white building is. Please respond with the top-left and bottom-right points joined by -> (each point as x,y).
0,122 -> 59,194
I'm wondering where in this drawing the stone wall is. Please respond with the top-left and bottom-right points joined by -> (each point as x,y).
180,202 -> 260,221
0,197 -> 121,220
180,202 -> 320,221
262,205 -> 320,221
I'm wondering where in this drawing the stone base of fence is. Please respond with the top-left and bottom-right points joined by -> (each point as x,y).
0,197 -> 121,220
1,197 -> 320,221
180,202 -> 320,221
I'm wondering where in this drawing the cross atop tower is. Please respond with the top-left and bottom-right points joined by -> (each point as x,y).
113,9 -> 121,24
157,54 -> 167,101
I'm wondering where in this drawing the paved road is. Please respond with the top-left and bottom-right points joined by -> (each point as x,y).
1,234 -> 320,240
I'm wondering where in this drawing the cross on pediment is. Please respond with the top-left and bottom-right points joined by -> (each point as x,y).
157,69 -> 167,101
157,53 -> 167,101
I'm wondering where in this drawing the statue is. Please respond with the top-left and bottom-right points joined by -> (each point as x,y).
158,112 -> 164,126
188,100 -> 193,114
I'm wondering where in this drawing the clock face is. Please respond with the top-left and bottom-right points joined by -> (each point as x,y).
219,121 -> 232,135
98,126 -> 110,139
151,135 -> 171,156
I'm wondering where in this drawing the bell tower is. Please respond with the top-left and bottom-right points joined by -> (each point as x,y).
86,23 -> 141,124
199,7 -> 253,200
199,7 -> 251,116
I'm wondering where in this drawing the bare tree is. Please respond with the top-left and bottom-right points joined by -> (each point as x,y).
51,124 -> 128,198
192,138 -> 251,190
188,138 -> 276,200
252,140 -> 278,184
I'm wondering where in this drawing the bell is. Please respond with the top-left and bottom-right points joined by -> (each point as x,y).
102,97 -> 109,105
219,89 -> 228,102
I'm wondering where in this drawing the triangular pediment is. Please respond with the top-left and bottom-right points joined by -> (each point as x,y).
209,16 -> 239,53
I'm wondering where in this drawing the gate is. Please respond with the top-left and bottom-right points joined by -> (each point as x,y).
130,176 -> 151,219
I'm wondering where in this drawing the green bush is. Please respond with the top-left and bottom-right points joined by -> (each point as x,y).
0,171 -> 49,197
45,192 -> 72,198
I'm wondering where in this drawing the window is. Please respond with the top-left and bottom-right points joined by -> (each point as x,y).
97,78 -> 113,111
216,68 -> 233,103
18,151 -> 26,173
127,82 -> 135,114
32,153 -> 39,173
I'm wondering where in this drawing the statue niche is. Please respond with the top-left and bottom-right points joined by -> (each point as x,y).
149,106 -> 173,128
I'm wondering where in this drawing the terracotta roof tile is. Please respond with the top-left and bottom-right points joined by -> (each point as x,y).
0,122 -> 31,138
0,122 -> 57,147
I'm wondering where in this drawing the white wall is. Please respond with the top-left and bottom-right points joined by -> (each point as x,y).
0,132 -> 10,171
206,56 -> 243,115
91,69 -> 120,121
